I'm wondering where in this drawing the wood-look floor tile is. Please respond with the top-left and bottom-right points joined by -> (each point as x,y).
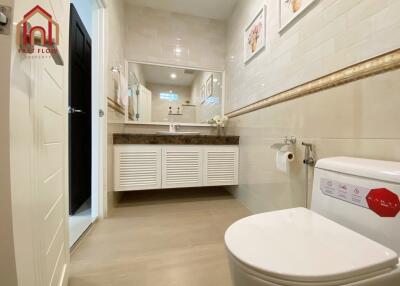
69,188 -> 250,286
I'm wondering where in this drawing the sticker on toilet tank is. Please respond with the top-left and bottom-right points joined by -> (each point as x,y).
320,178 -> 400,217
320,178 -> 370,209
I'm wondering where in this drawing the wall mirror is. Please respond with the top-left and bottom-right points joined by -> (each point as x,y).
125,61 -> 224,126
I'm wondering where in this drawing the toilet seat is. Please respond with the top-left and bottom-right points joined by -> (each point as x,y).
225,208 -> 399,285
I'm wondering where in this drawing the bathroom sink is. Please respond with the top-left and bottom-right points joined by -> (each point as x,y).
156,131 -> 200,136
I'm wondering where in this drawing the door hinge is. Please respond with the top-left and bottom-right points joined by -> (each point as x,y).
0,5 -> 12,35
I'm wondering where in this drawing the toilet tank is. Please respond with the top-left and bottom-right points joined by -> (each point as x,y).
311,157 -> 400,254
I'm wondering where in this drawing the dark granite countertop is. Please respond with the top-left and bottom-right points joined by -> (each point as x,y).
113,133 -> 239,145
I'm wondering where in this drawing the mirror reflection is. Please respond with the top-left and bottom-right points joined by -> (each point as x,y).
127,62 -> 223,124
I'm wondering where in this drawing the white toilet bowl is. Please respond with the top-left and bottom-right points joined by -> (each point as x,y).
225,157 -> 400,286
225,208 -> 400,286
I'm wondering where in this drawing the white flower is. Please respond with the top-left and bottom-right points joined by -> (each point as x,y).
211,115 -> 229,127
213,115 -> 221,122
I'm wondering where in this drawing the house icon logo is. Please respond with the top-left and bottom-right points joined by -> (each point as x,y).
16,5 -> 59,54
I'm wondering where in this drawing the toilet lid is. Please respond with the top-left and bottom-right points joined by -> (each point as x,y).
225,208 -> 398,283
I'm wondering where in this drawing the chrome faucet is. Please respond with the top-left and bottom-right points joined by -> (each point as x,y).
302,142 -> 315,166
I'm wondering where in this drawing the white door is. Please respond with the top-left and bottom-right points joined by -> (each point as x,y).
9,1 -> 70,285
138,84 -> 152,122
36,55 -> 69,286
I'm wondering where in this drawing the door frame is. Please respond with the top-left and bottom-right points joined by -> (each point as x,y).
92,0 -> 107,219
0,0 -> 18,284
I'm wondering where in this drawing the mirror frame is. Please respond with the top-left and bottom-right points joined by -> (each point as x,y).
124,60 -> 225,127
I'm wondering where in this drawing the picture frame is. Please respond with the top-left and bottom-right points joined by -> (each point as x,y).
244,5 -> 266,63
200,84 -> 206,104
206,74 -> 213,98
279,0 -> 316,32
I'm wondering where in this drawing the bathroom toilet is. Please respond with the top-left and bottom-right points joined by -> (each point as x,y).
225,157 -> 400,286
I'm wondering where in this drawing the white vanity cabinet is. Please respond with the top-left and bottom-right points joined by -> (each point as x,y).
114,145 -> 239,191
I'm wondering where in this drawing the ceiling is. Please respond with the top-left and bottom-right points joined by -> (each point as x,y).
124,0 -> 238,20
140,64 -> 198,87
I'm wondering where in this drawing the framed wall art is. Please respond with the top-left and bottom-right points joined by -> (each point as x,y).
244,6 -> 266,63
280,0 -> 316,32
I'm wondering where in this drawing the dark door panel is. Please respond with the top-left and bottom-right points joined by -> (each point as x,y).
69,4 -> 92,215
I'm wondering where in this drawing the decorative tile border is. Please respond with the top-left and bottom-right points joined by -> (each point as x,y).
107,97 -> 134,120
107,97 -> 125,115
226,49 -> 400,118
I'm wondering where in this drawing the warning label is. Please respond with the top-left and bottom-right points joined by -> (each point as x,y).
320,178 -> 399,217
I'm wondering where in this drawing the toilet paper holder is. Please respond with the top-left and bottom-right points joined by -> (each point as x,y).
270,136 -> 297,150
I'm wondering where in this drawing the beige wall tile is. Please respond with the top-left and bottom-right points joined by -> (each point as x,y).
106,0 -> 127,203
226,70 -> 400,213
107,0 -> 126,101
124,3 -> 225,71
225,0 -> 400,113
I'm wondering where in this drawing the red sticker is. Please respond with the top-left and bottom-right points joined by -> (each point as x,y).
366,188 -> 400,217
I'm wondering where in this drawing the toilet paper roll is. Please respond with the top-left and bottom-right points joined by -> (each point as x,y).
276,151 -> 295,173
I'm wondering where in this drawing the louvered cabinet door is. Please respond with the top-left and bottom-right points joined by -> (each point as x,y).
162,147 -> 203,189
204,146 -> 239,186
114,146 -> 161,191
